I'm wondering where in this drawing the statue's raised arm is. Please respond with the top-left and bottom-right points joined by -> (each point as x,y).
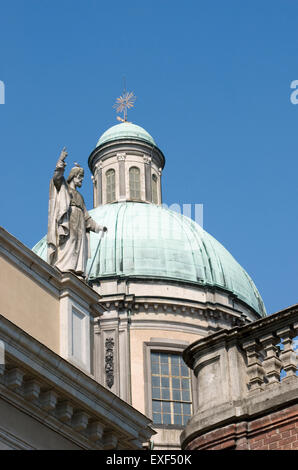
53,147 -> 68,190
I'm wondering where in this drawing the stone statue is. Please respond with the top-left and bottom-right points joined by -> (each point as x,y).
47,147 -> 107,277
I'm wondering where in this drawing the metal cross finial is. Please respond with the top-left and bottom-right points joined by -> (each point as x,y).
113,83 -> 136,122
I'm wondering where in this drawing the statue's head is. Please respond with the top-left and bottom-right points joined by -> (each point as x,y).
67,165 -> 84,188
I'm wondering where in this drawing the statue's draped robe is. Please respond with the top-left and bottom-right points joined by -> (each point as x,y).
47,167 -> 100,275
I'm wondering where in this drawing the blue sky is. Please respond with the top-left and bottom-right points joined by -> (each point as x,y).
0,0 -> 297,314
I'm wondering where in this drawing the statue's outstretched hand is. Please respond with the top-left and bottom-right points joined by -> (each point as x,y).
59,147 -> 68,161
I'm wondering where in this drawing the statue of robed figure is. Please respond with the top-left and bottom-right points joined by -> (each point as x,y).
47,147 -> 107,277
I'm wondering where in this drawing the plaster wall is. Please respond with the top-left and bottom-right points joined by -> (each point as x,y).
0,256 -> 59,353
128,281 -> 207,302
131,309 -> 209,331
129,328 -> 203,415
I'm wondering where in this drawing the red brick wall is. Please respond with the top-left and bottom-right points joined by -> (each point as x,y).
185,404 -> 298,450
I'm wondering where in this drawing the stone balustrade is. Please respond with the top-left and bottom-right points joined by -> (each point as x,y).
181,305 -> 298,449
243,322 -> 297,393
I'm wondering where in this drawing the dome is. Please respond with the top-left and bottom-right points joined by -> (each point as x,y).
33,202 -> 266,317
96,122 -> 156,147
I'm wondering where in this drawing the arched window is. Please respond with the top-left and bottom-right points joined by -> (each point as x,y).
129,166 -> 141,200
106,169 -> 115,203
152,173 -> 158,204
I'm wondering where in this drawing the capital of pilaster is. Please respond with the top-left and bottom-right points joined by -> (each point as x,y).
143,155 -> 152,164
117,152 -> 126,161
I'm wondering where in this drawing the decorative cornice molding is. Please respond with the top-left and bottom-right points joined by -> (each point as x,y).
183,305 -> 298,369
0,315 -> 154,448
97,294 -> 246,326
88,140 -> 165,175
93,274 -> 261,320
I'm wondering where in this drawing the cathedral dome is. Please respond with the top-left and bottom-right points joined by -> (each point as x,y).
96,122 -> 156,147
33,202 -> 266,317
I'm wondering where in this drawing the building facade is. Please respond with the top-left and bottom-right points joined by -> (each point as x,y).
0,227 -> 153,449
33,121 -> 267,449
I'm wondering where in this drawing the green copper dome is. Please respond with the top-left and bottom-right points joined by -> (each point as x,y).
96,122 -> 156,147
32,202 -> 266,317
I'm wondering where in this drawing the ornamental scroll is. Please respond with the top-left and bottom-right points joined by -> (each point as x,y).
105,337 -> 114,388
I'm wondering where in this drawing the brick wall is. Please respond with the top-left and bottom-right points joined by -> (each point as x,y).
185,403 -> 298,450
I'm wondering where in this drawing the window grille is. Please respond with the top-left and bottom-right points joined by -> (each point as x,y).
129,167 -> 141,199
151,352 -> 192,426
152,174 -> 158,204
106,169 -> 116,203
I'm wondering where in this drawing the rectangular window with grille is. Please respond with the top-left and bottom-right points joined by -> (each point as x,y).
152,174 -> 158,204
129,166 -> 141,199
106,169 -> 115,203
151,352 -> 192,426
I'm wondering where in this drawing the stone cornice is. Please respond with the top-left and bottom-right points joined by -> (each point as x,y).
183,304 -> 298,370
0,314 -> 154,448
93,274 -> 263,319
88,139 -> 165,174
96,293 -> 247,331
